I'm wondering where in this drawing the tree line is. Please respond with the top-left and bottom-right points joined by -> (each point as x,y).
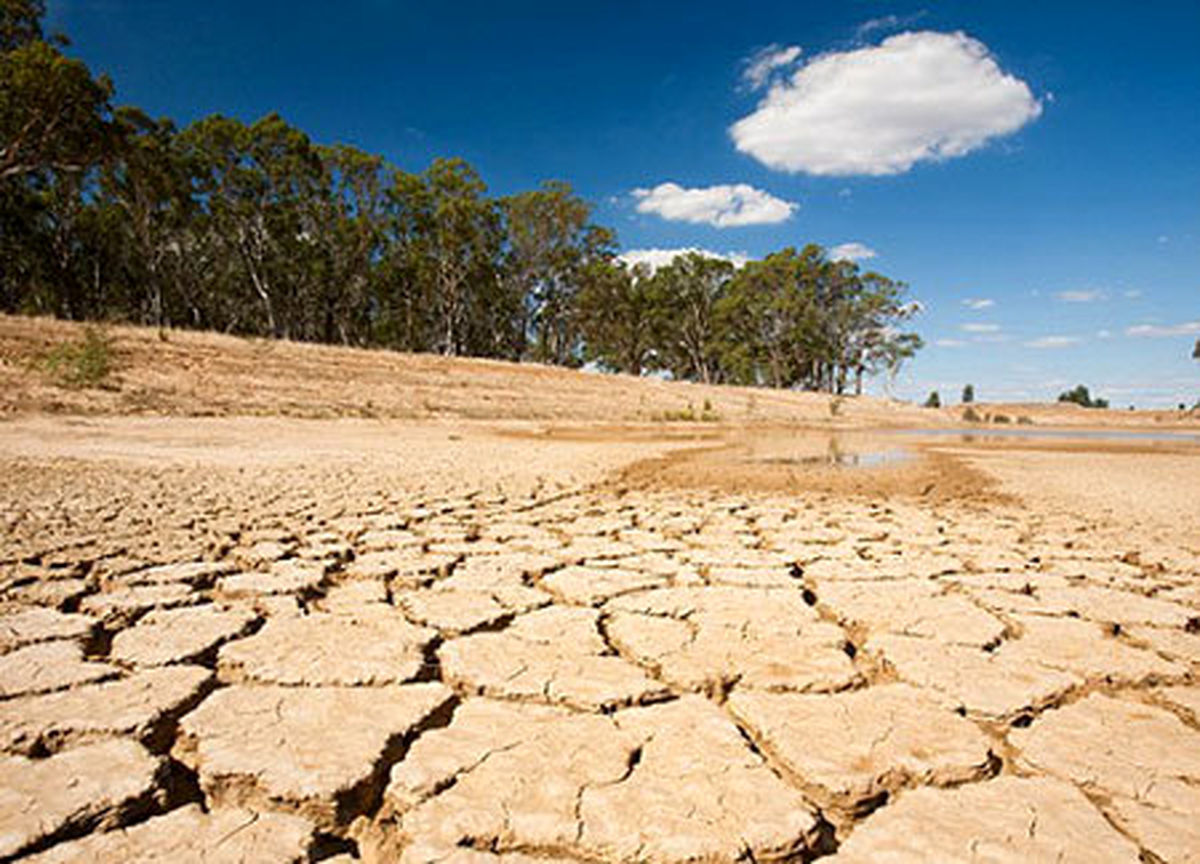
0,0 -> 922,393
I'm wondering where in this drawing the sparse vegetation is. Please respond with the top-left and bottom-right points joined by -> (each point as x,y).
656,401 -> 721,422
992,413 -> 1012,424
40,326 -> 115,389
962,384 -> 975,404
1017,415 -> 1034,425
924,391 -> 941,409
1057,384 -> 1109,409
962,406 -> 982,423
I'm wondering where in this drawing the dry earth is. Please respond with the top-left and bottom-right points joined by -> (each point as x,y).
1,315 -> 1199,862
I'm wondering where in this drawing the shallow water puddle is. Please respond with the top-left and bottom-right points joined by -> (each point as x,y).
894,428 -> 1200,444
743,434 -> 913,469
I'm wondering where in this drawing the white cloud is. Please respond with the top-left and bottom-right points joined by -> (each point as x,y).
730,31 -> 1042,176
742,44 -> 802,91
829,242 -> 877,262
1025,336 -> 1081,349
632,182 -> 796,228
856,12 -> 928,39
1055,290 -> 1104,303
1123,289 -> 1143,299
962,297 -> 995,310
618,247 -> 749,274
1097,329 -> 1113,339
961,323 -> 1000,333
935,338 -> 967,348
1125,321 -> 1200,338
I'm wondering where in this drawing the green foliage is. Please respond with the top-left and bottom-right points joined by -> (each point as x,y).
1,0 -> 45,51
40,326 -> 114,388
0,3 -> 924,396
0,35 -> 113,180
962,405 -> 981,423
924,391 -> 941,409
1057,384 -> 1109,409
961,383 -> 975,403
1192,338 -> 1199,360
647,252 -> 734,384
574,259 -> 661,374
992,413 -> 1012,424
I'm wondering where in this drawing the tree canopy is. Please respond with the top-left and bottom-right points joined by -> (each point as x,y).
1057,384 -> 1109,409
0,3 -> 923,393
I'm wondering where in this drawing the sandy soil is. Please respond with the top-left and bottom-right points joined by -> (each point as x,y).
1,314 -> 1198,862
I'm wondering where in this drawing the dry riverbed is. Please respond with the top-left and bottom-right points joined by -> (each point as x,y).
1,415 -> 1198,862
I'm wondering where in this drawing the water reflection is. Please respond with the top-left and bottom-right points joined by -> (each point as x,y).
745,435 -> 912,469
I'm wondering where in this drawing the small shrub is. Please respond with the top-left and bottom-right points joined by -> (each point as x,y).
962,406 -> 982,423
992,413 -> 1012,424
923,391 -> 941,409
1017,415 -> 1034,425
1057,384 -> 1108,409
829,396 -> 844,418
658,401 -> 720,422
41,327 -> 115,389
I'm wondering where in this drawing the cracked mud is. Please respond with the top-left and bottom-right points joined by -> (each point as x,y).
1,418 -> 1198,862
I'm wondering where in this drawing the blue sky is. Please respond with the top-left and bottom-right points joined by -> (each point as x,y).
51,1 -> 1200,406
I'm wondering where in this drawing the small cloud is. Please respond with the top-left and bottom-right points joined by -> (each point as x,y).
1157,235 -> 1169,244
1123,289 -> 1143,299
856,12 -> 929,39
1025,335 -> 1081,349
935,338 -> 967,348
837,187 -> 853,198
1125,320 -> 1200,338
829,242 -> 877,262
632,182 -> 796,228
1097,329 -> 1112,339
742,44 -> 803,91
1055,290 -> 1104,303
618,247 -> 750,274
962,297 -> 995,310
961,323 -> 1000,333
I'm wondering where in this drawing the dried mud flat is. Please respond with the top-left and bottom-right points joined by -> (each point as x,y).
1,412 -> 1199,863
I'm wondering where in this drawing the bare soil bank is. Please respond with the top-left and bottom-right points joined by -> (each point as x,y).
5,313 -> 1197,430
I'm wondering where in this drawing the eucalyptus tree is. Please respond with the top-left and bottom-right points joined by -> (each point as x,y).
0,2 -> 112,181
501,181 -> 613,365
95,107 -> 194,328
304,144 -> 389,344
576,259 -> 662,375
715,247 -> 822,388
410,158 -> 503,357
176,113 -> 324,337
0,0 -> 113,315
834,269 -> 923,395
648,252 -> 735,384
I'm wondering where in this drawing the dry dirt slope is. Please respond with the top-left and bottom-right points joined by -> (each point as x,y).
0,314 -> 940,425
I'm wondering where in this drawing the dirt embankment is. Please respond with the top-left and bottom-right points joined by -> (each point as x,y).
0,314 -> 938,426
